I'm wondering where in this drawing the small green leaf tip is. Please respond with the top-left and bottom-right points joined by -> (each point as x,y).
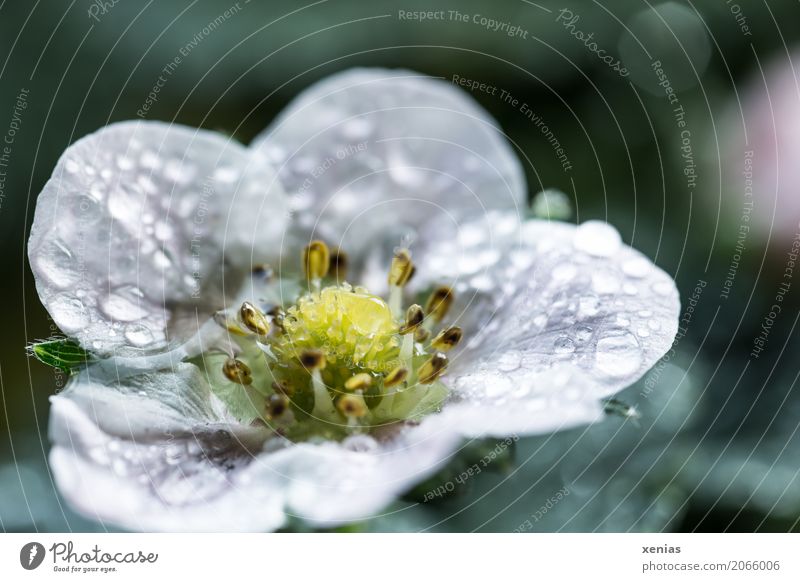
28,338 -> 95,373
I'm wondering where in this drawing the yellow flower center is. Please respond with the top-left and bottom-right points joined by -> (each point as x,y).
273,285 -> 400,373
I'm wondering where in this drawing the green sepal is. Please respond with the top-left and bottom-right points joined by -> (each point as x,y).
28,338 -> 95,373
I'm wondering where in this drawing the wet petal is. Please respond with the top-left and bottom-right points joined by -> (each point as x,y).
252,68 -> 525,255
28,121 -> 286,356
411,215 -> 680,398
49,365 -> 461,531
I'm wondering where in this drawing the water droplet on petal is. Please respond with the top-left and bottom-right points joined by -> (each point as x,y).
125,324 -> 155,347
341,118 -> 372,140
37,240 -> 78,289
575,325 -> 593,341
49,293 -> 88,332
101,286 -> 149,322
595,330 -> 642,378
497,350 -> 522,372
653,281 -> 674,296
574,221 -> 622,257
554,336 -> 576,354
623,258 -> 650,278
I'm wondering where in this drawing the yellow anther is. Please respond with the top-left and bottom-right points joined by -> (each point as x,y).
384,366 -> 409,387
431,326 -> 463,352
300,349 -> 326,370
425,286 -> 454,323
267,394 -> 290,419
399,304 -> 424,335
388,248 -> 414,287
414,327 -> 430,343
336,393 -> 368,418
239,301 -> 270,336
330,247 -> 349,281
213,310 -> 248,336
303,240 -> 330,281
344,373 -> 373,392
222,358 -> 253,385
252,264 -> 273,280
418,353 -> 448,384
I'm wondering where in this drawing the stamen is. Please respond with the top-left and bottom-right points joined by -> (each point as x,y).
336,393 -> 368,419
300,349 -> 326,370
213,310 -> 248,336
424,286 -> 454,327
399,304 -> 424,335
344,373 -> 373,391
388,248 -> 414,317
384,365 -> 409,387
330,247 -> 348,282
418,353 -> 448,384
267,306 -> 286,333
303,240 -> 331,284
239,301 -> 270,336
414,327 -> 430,343
302,349 -> 336,420
252,263 -> 274,280
266,393 -> 290,419
222,358 -> 253,385
431,326 -> 463,352
388,249 -> 414,287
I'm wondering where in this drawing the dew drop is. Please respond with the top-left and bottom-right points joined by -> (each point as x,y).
100,286 -> 149,322
497,350 -> 522,372
574,221 -> 622,257
341,118 -> 372,140
575,325 -> 593,341
125,324 -> 155,347
108,184 -> 146,227
652,281 -> 674,296
554,336 -> 576,354
595,330 -> 642,378
49,293 -> 89,332
213,166 -> 240,183
622,258 -> 650,278
37,240 -> 78,289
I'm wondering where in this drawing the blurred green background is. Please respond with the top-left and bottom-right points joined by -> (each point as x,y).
1,0 -> 799,532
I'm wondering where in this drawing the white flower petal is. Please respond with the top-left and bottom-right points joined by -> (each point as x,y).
412,215 -> 680,399
252,68 -> 525,254
439,365 -> 604,437
49,365 -> 461,531
29,120 -> 286,356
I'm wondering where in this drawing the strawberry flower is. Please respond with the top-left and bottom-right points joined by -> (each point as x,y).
28,69 -> 680,531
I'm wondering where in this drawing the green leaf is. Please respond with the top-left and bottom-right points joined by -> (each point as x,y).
28,338 -> 95,372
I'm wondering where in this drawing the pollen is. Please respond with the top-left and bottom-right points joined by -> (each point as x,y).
273,285 -> 400,372
209,243 -> 464,437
